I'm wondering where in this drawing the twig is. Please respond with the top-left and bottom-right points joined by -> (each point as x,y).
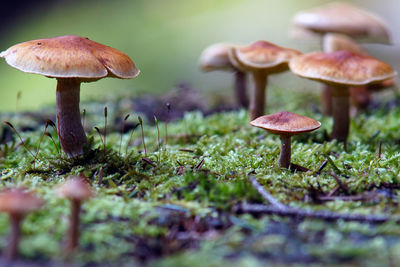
329,171 -> 349,195
249,176 -> 287,210
378,140 -> 383,159
194,158 -> 204,170
316,160 -> 328,175
234,203 -> 399,224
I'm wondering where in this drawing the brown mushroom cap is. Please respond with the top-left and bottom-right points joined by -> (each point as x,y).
199,43 -> 235,72
0,35 -> 140,80
323,33 -> 368,55
292,2 -> 391,43
289,50 -> 397,87
57,177 -> 94,201
0,188 -> 43,216
229,40 -> 302,73
250,111 -> 321,136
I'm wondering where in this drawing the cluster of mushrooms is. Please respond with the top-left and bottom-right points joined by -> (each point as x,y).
200,2 -> 397,168
0,177 -> 92,259
0,1 -> 398,260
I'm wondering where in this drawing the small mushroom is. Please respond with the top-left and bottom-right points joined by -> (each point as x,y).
199,43 -> 248,108
0,35 -> 140,157
228,41 -> 301,120
250,111 -> 321,168
56,177 -> 93,253
0,188 -> 43,260
289,50 -> 396,142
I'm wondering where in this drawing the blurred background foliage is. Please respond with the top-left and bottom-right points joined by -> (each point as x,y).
0,0 -> 399,111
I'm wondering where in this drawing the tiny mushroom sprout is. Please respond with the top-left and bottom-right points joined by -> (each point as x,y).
199,43 -> 248,108
0,35 -> 140,157
289,50 -> 397,142
250,111 -> 321,169
0,188 -> 43,260
228,40 -> 302,120
56,176 -> 94,253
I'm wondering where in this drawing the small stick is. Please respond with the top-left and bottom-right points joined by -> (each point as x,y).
97,166 -> 104,186
165,103 -> 171,150
316,160 -> 328,175
194,158 -> 204,170
234,203 -> 399,224
119,114 -> 130,156
249,176 -> 287,211
138,116 -> 147,156
330,171 -> 349,195
378,140 -> 382,159
142,157 -> 156,167
103,107 -> 108,156
154,115 -> 161,162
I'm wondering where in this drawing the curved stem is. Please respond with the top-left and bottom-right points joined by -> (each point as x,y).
56,79 -> 87,157
279,135 -> 291,168
331,86 -> 350,142
233,70 -> 248,108
249,71 -> 268,120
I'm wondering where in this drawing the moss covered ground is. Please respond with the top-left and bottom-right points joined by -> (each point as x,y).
1,86 -> 400,266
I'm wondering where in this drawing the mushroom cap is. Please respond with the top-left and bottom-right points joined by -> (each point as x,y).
228,40 -> 302,73
57,177 -> 94,201
250,111 -> 321,136
323,33 -> 368,55
199,43 -> 236,72
0,188 -> 43,216
289,50 -> 397,87
292,2 -> 391,43
0,35 -> 140,80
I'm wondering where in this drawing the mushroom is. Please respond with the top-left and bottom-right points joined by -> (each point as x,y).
289,50 -> 396,142
199,43 -> 248,108
250,111 -> 321,168
0,188 -> 43,259
291,2 -> 391,115
56,176 -> 93,253
291,2 -> 391,44
0,35 -> 140,157
228,41 -> 302,120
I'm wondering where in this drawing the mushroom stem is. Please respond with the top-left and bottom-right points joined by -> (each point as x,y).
321,84 -> 333,115
67,199 -> 81,252
56,79 -> 87,157
279,135 -> 291,168
249,71 -> 268,120
5,214 -> 22,260
234,70 -> 248,108
331,86 -> 350,142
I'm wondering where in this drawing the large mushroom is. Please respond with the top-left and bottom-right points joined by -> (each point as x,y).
228,40 -> 302,120
289,50 -> 396,142
250,111 -> 321,169
0,35 -> 140,157
0,188 -> 43,259
291,2 -> 391,115
199,43 -> 248,108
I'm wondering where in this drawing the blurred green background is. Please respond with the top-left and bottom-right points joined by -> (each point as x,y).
0,0 -> 399,111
